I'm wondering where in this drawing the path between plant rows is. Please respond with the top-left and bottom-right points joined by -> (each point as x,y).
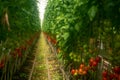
31,33 -> 62,80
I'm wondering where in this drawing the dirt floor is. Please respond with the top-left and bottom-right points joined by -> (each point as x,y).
12,33 -> 63,80
31,33 -> 62,80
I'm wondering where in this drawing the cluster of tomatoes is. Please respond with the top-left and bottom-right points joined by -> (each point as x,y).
10,46 -> 26,58
10,32 -> 39,58
102,66 -> 120,80
71,56 -> 101,76
71,63 -> 90,76
26,32 -> 40,45
89,56 -> 101,68
43,32 -> 57,45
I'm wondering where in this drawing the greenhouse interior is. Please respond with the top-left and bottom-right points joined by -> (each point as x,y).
0,0 -> 120,80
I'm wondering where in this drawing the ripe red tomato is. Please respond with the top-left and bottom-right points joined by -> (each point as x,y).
71,69 -> 75,75
102,70 -> 108,77
109,73 -> 115,79
89,58 -> 94,63
78,68 -> 83,74
118,75 -> 120,80
102,77 -> 108,80
114,74 -> 119,79
89,58 -> 94,66
95,56 -> 101,63
92,61 -> 98,67
82,70 -> 87,75
80,63 -> 85,69
84,66 -> 89,71
113,66 -> 120,74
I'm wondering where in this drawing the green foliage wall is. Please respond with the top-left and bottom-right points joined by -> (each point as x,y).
43,0 -> 120,66
0,0 -> 41,42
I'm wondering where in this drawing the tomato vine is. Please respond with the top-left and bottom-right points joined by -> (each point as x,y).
0,0 -> 41,79
43,0 -> 120,79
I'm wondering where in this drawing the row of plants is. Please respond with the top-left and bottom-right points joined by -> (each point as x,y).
42,0 -> 120,79
0,0 -> 41,79
0,33 -> 39,80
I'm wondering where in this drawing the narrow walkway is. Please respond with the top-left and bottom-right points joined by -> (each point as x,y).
31,33 -> 62,80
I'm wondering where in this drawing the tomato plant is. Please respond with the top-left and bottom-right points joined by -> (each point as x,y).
42,0 -> 120,79
0,0 -> 41,79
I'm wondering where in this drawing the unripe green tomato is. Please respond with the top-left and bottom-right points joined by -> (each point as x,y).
73,54 -> 76,58
73,72 -> 78,76
74,59 -> 77,62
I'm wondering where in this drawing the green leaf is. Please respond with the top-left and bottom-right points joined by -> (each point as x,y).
62,32 -> 69,40
61,25 -> 69,30
56,14 -> 64,23
75,23 -> 79,31
88,5 -> 98,21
